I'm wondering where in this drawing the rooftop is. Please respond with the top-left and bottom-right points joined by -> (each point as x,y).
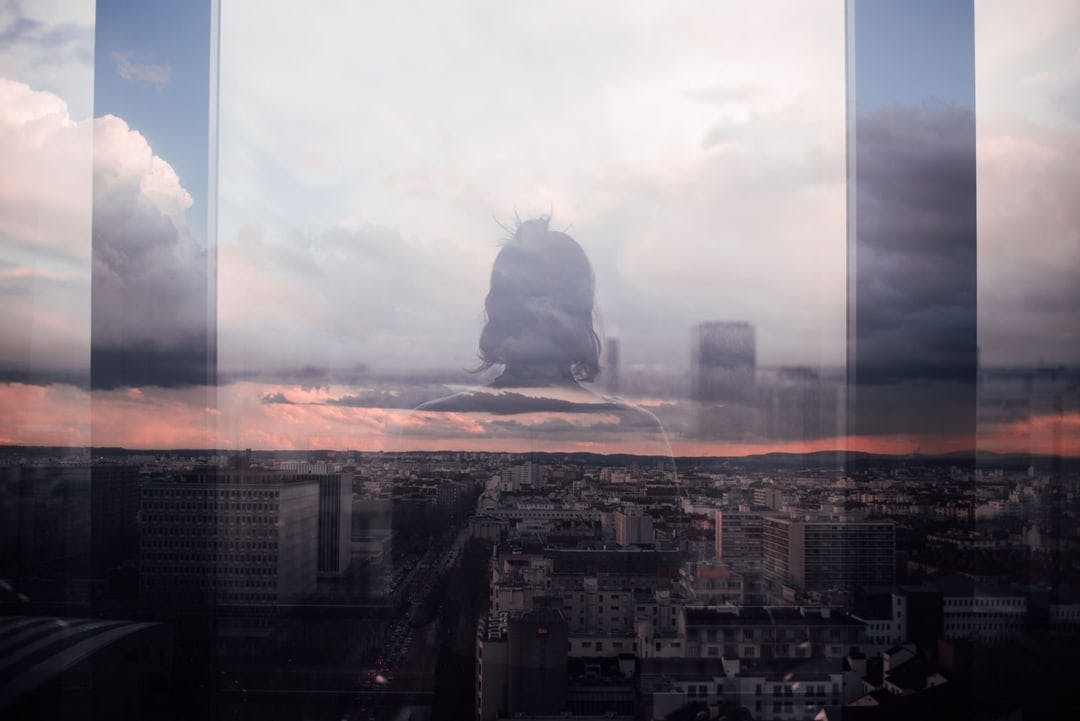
0,616 -> 168,712
684,606 -> 861,627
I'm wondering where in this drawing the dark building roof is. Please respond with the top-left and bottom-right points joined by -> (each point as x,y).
548,548 -> 681,576
852,592 -> 893,620
0,615 -> 168,712
684,606 -> 861,627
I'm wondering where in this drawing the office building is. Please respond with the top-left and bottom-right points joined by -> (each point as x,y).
502,462 -> 543,490
316,471 -> 352,577
90,463 -> 142,574
715,511 -> 765,573
507,607 -> 569,716
614,507 -> 654,547
762,517 -> 895,593
139,469 -> 319,607
939,577 -> 1027,645
477,607 -> 570,720
476,613 -> 509,721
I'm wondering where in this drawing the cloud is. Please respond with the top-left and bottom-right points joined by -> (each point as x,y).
420,390 -> 622,416
258,384 -> 451,409
975,117 -> 1080,368
210,0 -> 1076,390
261,391 -> 291,404
0,1 -> 93,116
848,103 -> 982,437
683,83 -> 760,106
853,103 -> 978,384
972,1 -> 1080,368
217,220 -> 489,381
0,383 -> 89,447
0,78 -> 92,261
327,387 -> 450,410
0,77 -> 92,384
91,112 -> 208,388
111,51 -> 172,90
0,77 -> 208,388
851,106 -> 980,382
221,363 -> 379,391
216,0 -> 848,379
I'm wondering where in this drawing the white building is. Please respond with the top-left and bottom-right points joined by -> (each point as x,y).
614,507 -> 655,547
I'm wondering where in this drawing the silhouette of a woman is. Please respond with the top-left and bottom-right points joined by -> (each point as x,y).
413,216 -> 671,457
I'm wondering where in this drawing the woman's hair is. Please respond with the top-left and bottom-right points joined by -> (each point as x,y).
475,216 -> 601,381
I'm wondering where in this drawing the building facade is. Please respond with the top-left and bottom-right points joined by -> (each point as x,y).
763,517 -> 895,594
139,470 -> 319,607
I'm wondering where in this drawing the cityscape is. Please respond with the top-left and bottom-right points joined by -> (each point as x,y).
2,439 -> 1078,720
3,1 -> 1079,720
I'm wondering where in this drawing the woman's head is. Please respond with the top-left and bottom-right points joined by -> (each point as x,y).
477,217 -> 601,382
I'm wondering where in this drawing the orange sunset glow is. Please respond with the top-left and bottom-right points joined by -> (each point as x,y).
3,381 -> 1077,458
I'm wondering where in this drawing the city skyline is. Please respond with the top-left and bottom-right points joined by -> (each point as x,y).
3,442 -> 1076,719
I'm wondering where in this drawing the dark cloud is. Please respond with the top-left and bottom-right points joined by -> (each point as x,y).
221,364 -> 372,391
390,390 -> 674,448
854,103 -> 977,381
0,8 -> 87,51
90,344 -> 209,390
0,3 -> 93,67
0,17 -> 41,45
0,367 -> 89,388
419,390 -> 623,416
261,391 -> 291,404
851,103 -> 978,436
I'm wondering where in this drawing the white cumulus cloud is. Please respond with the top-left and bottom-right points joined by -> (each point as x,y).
0,77 -> 205,386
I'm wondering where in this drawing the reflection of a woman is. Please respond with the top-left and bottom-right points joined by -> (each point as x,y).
413,216 -> 673,459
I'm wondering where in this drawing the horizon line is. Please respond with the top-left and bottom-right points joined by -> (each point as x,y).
3,443 -> 1077,462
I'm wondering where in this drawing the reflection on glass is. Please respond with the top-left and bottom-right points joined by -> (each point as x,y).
412,217 -> 673,459
847,0 -> 977,447
1,2 -> 1078,720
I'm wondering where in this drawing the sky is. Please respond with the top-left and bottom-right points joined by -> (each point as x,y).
0,0 -> 1077,454
849,0 -> 979,440
87,1 -> 213,391
92,0 -> 210,243
852,0 -> 975,111
215,1 -> 848,381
